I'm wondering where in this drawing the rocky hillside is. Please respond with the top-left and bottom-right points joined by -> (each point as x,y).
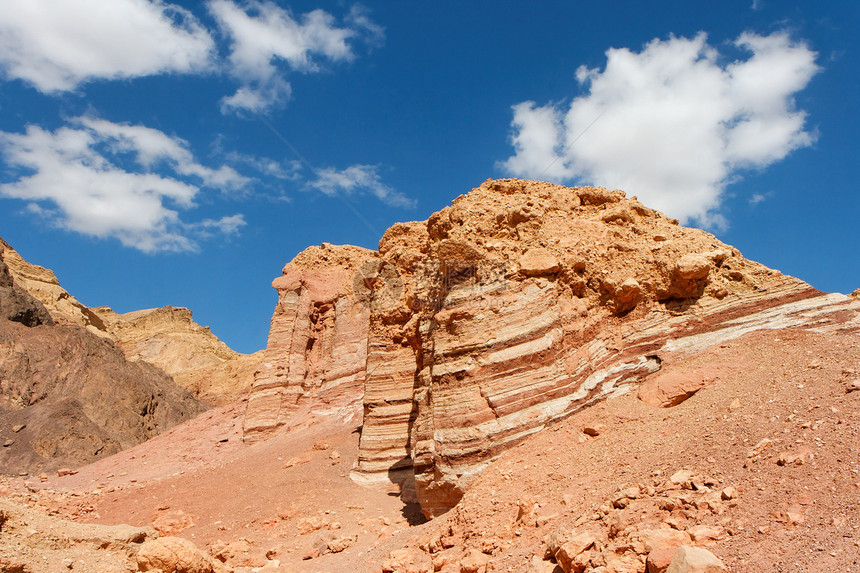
0,239 -> 260,405
0,246 -> 206,474
244,179 -> 834,519
3,179 -> 859,573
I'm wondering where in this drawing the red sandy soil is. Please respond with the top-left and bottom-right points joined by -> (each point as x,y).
10,324 -> 860,572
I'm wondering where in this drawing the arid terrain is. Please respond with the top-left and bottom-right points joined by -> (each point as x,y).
1,179 -> 859,573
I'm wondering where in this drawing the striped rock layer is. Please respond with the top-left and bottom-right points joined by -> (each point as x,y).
244,179 -> 846,518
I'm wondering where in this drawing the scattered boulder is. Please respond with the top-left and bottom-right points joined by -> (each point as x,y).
665,546 -> 727,573
137,536 -> 224,573
638,371 -> 715,407
667,254 -> 712,299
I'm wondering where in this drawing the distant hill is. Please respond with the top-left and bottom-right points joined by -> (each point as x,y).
0,239 -> 205,474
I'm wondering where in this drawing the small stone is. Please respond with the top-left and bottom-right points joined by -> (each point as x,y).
39,473 -> 48,482
2,439 -> 13,448
554,531 -> 597,571
747,438 -> 773,458
583,424 -> 606,437
670,470 -> 697,487
57,468 -> 78,477
12,424 -> 25,433
327,535 -> 356,553
519,248 -> 561,276
687,525 -> 722,543
720,487 -> 737,501
846,380 -> 860,393
459,548 -> 490,573
666,546 -> 727,573
777,452 -> 805,466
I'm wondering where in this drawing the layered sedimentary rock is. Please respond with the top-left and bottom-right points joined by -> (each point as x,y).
243,244 -> 375,440
247,179 -> 831,517
0,239 -> 103,334
0,240 -> 258,404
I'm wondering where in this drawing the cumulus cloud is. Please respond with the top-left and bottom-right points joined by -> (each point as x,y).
209,0 -> 383,113
499,32 -> 818,226
308,164 -> 415,208
0,0 -> 214,92
0,117 -> 248,252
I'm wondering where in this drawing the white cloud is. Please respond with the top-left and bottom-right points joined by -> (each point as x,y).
499,32 -> 818,226
209,0 -> 383,113
0,117 -> 248,252
0,0 -> 214,92
308,164 -> 414,208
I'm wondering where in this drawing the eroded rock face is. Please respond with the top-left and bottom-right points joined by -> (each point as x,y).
0,318 -> 205,474
246,179 -> 820,518
0,254 -> 54,328
243,244 -> 376,440
0,239 -> 206,474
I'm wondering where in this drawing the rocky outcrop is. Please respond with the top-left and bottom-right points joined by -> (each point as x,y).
243,244 -> 375,440
0,239 -> 259,404
0,239 -> 206,475
246,179 -> 826,518
0,251 -> 54,328
0,317 -> 206,474
0,238 -> 104,333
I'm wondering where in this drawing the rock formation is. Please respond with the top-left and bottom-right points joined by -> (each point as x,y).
243,244 -> 374,439
0,240 -> 207,474
0,239 -> 258,405
245,179 -> 833,518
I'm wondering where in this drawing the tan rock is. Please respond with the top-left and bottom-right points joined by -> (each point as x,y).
553,531 -> 597,572
686,525 -> 722,543
519,248 -> 561,276
459,548 -> 490,573
665,546 -> 727,573
243,179 -> 820,518
137,536 -> 219,573
639,528 -> 692,553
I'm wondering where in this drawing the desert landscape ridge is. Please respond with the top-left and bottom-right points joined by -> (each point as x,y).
1,179 -> 859,573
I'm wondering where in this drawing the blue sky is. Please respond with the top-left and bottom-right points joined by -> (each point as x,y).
0,0 -> 857,354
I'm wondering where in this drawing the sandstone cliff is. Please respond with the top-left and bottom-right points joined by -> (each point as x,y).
243,244 -> 375,439
245,179 -> 827,518
0,240 -> 258,405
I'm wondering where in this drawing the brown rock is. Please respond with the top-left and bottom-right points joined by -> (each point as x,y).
0,318 -> 205,475
665,546 -> 727,573
647,546 -> 680,573
638,371 -> 715,408
0,251 -> 54,328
